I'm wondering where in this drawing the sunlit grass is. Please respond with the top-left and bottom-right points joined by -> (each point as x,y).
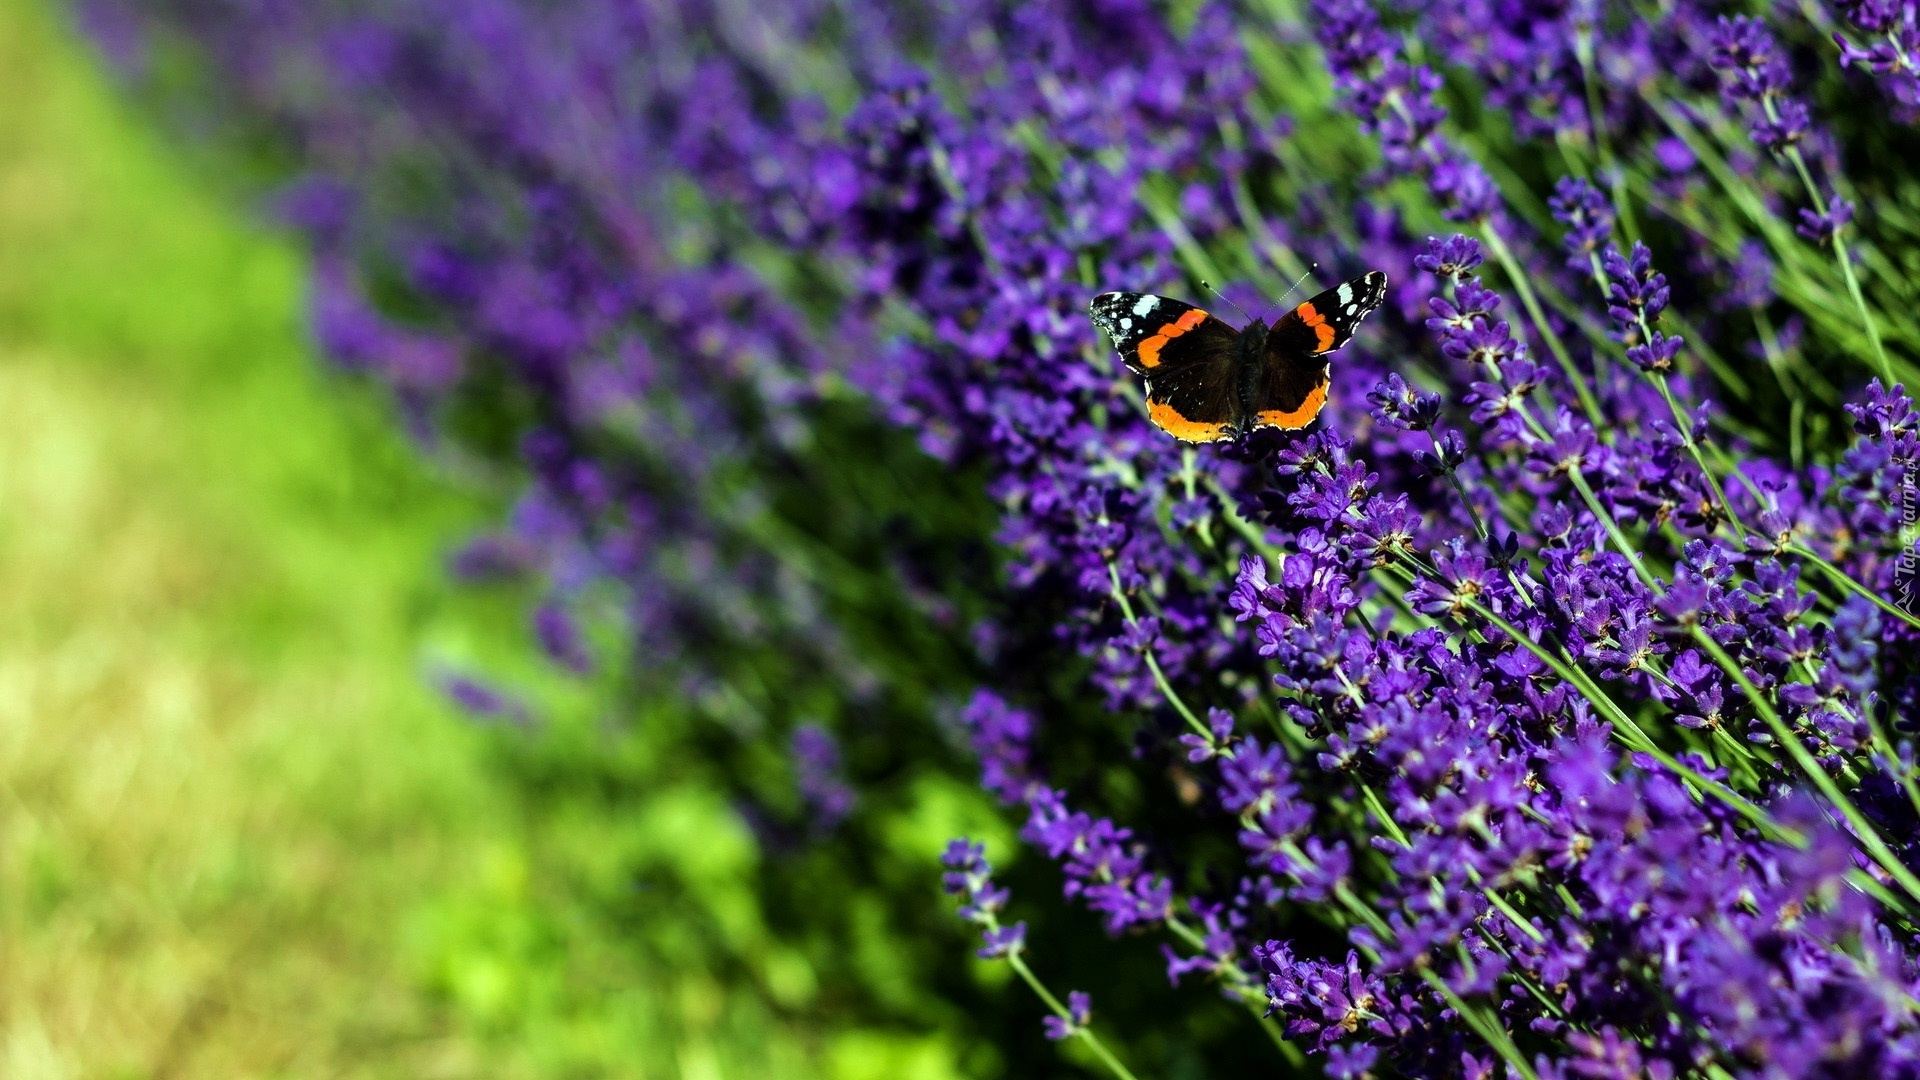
0,6 -> 990,1077
0,2 -> 541,1076
0,1 -> 744,1075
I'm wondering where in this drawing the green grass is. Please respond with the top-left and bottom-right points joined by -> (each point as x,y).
0,0 -> 540,1074
0,3 -> 753,1076
0,5 -> 1003,1076
0,4 -> 1020,1075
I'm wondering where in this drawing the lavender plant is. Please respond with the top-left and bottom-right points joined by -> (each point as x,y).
85,0 -> 1920,1074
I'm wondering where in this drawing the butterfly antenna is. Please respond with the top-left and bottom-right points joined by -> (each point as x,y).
1256,263 -> 1319,324
1197,279 -> 1253,324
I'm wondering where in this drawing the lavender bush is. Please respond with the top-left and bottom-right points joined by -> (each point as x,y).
84,0 -> 1920,1074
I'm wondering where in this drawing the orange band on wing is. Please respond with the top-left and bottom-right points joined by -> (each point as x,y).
1167,308 -> 1209,334
1255,382 -> 1329,431
1135,308 -> 1210,368
1293,302 -> 1337,351
1148,399 -> 1230,442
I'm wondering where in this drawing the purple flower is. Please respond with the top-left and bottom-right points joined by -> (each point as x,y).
1407,537 -> 1499,617
1257,945 -> 1398,1050
1326,1040 -> 1381,1080
1725,240 -> 1776,309
1179,708 -> 1238,762
941,839 -> 1027,959
791,724 -> 856,834
1041,990 -> 1092,1040
1411,429 -> 1467,475
1368,373 -> 1442,431
532,601 -> 594,674
1603,242 -> 1670,330
95,0 -> 1920,1073
437,671 -> 529,727
1023,787 -> 1175,934
1414,234 -> 1484,281
1798,196 -> 1857,245
1549,177 -> 1614,271
1313,0 -> 1501,222
1625,332 -> 1684,374
1707,15 -> 1814,154
1833,2 -> 1920,119
960,691 -> 1040,803
1848,379 -> 1920,452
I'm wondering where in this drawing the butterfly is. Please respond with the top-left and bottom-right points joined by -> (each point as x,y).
1088,271 -> 1388,443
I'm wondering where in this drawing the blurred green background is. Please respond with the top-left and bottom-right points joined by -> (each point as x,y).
0,2 -> 1007,1076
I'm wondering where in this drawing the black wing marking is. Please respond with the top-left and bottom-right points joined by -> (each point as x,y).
1089,292 -> 1237,376
1090,292 -> 1241,443
1143,355 -> 1240,442
1266,271 -> 1388,360
1249,354 -> 1331,432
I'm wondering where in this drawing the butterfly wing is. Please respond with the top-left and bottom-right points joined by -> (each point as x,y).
1089,292 -> 1242,443
1253,272 -> 1387,431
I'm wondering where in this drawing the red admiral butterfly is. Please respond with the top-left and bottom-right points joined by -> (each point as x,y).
1089,271 -> 1388,443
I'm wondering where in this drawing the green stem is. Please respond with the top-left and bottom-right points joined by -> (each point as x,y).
1780,141 -> 1892,383
1465,601 -> 1781,833
1787,543 -> 1920,633
1418,968 -> 1540,1080
1163,918 -> 1305,1067
1690,628 -> 1920,908
1137,179 -> 1231,289
1644,98 -> 1806,261
1219,118 -> 1313,287
1864,702 -> 1920,825
1666,309 -> 1752,399
1482,884 -> 1546,944
1572,22 -> 1640,244
1006,953 -> 1144,1080
1566,471 -> 1662,593
1107,562 -> 1211,743
1200,474 -> 1285,565
1437,456 -> 1491,543
1584,243 -> 1747,542
1482,227 -> 1607,430
1360,783 -> 1412,848
1651,370 -> 1748,541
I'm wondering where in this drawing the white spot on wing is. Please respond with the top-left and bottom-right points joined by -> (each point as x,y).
1132,295 -> 1158,316
1121,317 -> 1133,330
1337,283 -> 1352,305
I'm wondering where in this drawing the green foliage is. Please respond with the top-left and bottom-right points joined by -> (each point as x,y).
0,2 -> 1018,1075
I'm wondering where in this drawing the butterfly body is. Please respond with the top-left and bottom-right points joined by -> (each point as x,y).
1088,271 -> 1387,443
1231,319 -> 1274,420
